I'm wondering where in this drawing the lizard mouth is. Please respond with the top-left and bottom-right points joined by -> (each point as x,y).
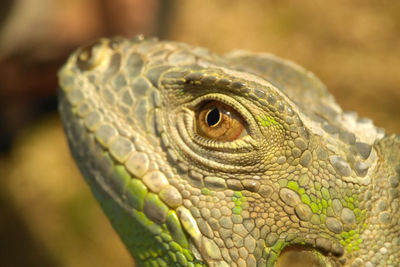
276,245 -> 335,267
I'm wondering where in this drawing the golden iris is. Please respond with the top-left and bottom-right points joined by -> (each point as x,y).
196,101 -> 245,141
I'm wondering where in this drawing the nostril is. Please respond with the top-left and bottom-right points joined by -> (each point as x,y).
76,40 -> 106,71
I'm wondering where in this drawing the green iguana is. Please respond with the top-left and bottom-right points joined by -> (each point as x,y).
58,36 -> 400,267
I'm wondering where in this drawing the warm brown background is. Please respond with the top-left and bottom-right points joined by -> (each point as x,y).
0,1 -> 399,266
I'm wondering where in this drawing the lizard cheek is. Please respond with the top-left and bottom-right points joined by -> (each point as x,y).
195,101 -> 247,141
276,246 -> 332,267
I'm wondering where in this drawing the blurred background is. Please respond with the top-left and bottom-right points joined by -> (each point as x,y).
0,0 -> 399,266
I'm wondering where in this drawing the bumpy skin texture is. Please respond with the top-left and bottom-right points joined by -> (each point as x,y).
58,36 -> 400,267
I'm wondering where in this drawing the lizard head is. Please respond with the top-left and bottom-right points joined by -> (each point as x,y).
58,36 -> 400,267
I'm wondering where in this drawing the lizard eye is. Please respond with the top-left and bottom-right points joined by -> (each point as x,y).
196,101 -> 247,141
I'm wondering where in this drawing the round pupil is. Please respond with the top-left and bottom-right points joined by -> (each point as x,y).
206,108 -> 221,127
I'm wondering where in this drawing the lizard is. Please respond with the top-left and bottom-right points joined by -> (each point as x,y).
58,36 -> 400,267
